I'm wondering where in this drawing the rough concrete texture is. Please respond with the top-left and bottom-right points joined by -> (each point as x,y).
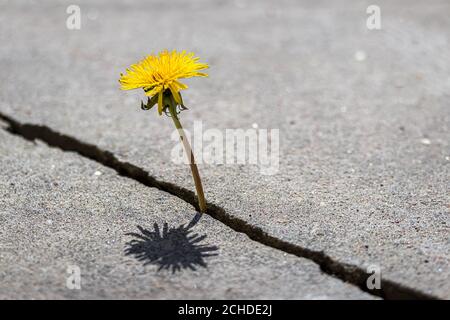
0,129 -> 375,299
0,0 -> 448,298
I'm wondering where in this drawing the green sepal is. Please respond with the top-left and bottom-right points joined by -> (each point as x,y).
162,91 -> 175,116
178,92 -> 188,110
144,89 -> 189,116
141,95 -> 158,110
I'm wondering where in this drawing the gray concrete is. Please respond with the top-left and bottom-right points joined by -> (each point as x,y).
0,0 -> 448,298
0,129 -> 374,299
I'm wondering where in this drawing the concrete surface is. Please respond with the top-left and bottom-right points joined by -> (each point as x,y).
0,129 -> 375,299
0,0 -> 448,298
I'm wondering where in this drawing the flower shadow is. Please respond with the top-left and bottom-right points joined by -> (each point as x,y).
125,213 -> 219,273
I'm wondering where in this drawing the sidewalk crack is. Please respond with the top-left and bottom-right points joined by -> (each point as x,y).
0,112 -> 438,300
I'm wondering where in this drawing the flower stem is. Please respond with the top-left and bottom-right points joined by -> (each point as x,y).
168,105 -> 207,213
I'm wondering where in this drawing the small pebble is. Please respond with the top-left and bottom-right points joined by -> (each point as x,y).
94,171 -> 102,176
420,138 -> 431,145
354,50 -> 367,62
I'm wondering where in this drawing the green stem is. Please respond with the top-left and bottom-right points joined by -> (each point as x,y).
168,104 -> 207,213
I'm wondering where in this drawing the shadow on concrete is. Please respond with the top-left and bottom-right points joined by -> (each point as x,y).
125,213 -> 219,273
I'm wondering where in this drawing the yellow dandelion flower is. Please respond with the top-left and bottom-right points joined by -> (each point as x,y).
119,49 -> 209,213
119,50 -> 208,115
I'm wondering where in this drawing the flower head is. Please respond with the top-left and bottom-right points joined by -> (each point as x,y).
119,50 -> 208,115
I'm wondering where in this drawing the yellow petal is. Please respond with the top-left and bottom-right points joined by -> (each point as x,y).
145,85 -> 163,97
169,84 -> 182,105
173,80 -> 188,90
118,50 -> 209,94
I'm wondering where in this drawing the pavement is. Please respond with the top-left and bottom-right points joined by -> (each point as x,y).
0,129 -> 374,299
0,0 -> 448,299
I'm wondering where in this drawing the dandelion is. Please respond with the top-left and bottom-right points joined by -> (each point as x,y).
119,50 -> 208,213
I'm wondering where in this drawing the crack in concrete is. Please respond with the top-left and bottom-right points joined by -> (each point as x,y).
0,112 -> 438,300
